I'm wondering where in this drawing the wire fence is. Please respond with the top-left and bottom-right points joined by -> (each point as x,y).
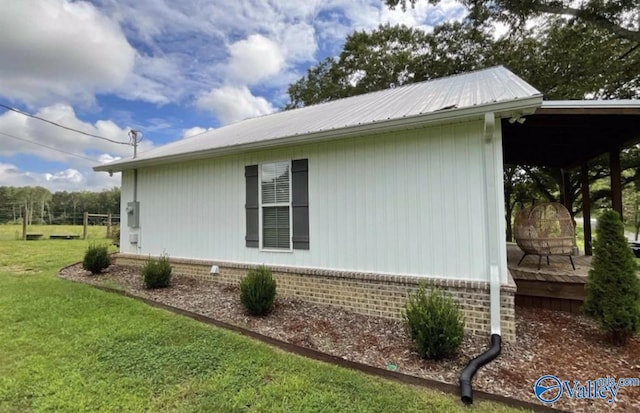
0,210 -> 120,241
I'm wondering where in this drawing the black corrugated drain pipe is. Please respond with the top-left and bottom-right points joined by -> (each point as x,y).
459,333 -> 501,405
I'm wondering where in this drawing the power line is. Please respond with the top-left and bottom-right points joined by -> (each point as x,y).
0,130 -> 98,163
0,103 -> 130,145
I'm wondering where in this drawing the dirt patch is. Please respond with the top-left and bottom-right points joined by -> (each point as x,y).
2,264 -> 39,274
59,264 -> 640,412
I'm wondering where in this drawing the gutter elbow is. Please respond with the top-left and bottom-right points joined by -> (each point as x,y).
459,334 -> 502,405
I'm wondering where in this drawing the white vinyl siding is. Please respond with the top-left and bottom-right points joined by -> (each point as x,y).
260,161 -> 291,250
119,119 -> 506,283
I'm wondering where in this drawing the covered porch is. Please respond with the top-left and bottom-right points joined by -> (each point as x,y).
501,100 -> 640,312
502,100 -> 640,256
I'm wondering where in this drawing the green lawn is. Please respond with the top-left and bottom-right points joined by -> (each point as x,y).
0,237 -> 528,412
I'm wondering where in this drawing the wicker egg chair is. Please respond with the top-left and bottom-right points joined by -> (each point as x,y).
514,202 -> 576,270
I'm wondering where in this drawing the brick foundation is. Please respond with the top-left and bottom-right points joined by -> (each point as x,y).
115,253 -> 516,342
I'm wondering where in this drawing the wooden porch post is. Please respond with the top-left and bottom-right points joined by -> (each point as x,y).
581,163 -> 592,255
610,149 -> 623,218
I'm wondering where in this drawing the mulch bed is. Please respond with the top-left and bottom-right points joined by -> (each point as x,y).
59,264 -> 640,413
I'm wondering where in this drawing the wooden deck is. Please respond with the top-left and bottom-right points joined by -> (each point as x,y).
507,244 -> 589,313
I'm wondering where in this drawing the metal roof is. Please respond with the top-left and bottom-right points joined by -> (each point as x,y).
95,66 -> 542,172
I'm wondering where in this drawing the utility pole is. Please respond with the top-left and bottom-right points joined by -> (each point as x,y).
128,129 -> 143,158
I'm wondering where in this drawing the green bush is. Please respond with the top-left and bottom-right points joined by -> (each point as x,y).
584,210 -> 640,345
82,243 -> 111,274
142,255 -> 172,289
240,266 -> 277,316
403,284 -> 465,360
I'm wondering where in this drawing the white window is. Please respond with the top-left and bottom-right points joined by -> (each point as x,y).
260,161 -> 291,250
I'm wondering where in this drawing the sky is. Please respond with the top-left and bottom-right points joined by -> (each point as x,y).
0,0 -> 466,192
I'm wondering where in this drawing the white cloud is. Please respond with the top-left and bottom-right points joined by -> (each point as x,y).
0,0 -> 136,105
195,86 -> 275,125
0,0 -> 468,110
12,0 -> 466,114
117,53 -> 194,105
226,35 -> 286,84
98,154 -> 122,164
45,169 -> 84,185
380,0 -> 466,30
280,23 -> 318,63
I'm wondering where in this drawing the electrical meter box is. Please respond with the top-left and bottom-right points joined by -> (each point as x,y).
126,201 -> 140,228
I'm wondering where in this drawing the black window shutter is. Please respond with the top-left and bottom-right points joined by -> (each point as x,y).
291,159 -> 309,250
245,165 -> 259,248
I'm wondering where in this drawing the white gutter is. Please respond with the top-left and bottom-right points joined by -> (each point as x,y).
95,96 -> 542,172
541,99 -> 640,109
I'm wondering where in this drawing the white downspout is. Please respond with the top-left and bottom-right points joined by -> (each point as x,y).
482,112 -> 501,335
459,112 -> 504,405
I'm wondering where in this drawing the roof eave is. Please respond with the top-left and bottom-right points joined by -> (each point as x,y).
94,95 -> 542,173
537,100 -> 640,115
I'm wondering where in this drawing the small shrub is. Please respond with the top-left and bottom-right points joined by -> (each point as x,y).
584,210 -> 640,345
142,255 -> 172,289
82,243 -> 111,275
240,266 -> 277,316
403,284 -> 465,360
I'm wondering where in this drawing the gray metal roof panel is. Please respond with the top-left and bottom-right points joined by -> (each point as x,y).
97,66 -> 542,170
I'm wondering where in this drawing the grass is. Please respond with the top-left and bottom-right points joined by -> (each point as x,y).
0,236 -> 530,412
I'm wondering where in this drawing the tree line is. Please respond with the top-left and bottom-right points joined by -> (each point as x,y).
0,186 -> 120,225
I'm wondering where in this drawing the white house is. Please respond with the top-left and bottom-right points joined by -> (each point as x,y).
95,66 -> 545,341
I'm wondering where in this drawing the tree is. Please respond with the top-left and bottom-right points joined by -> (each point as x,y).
584,210 -> 640,345
384,0 -> 640,43
511,147 -> 640,221
287,23 -> 494,108
286,19 -> 639,109
286,58 -> 341,109
503,165 -> 548,241
287,24 -> 434,108
492,19 -> 640,99
32,186 -> 52,224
